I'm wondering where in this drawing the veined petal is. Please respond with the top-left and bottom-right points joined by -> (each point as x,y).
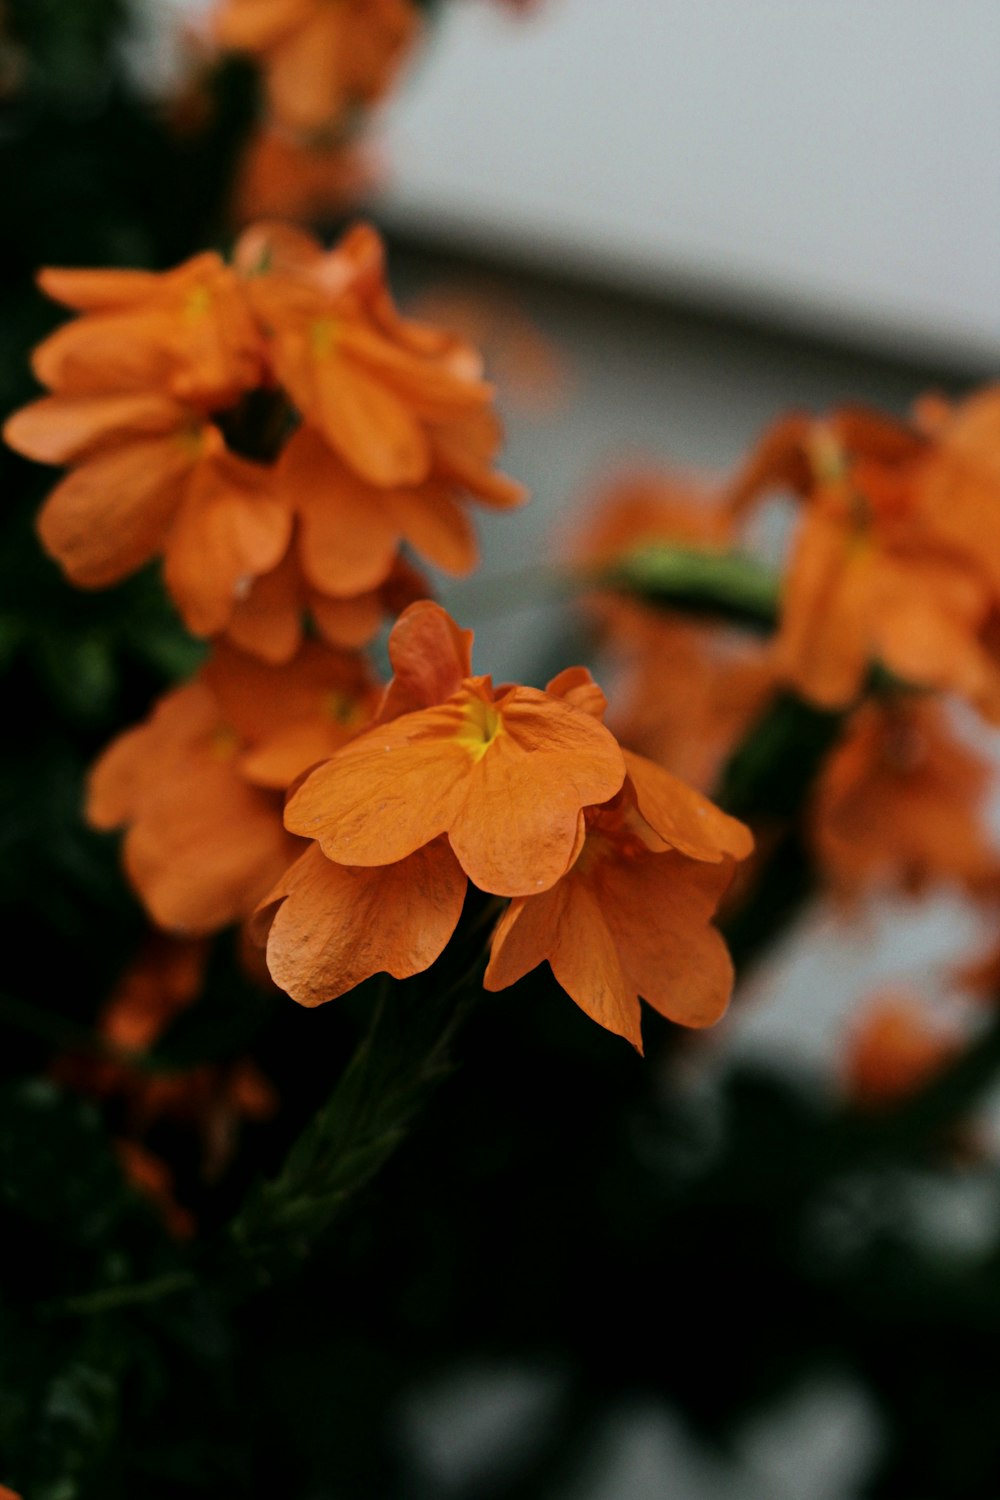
623,749 -> 753,863
259,839 -> 467,1005
376,598 -> 473,722
604,853 -> 735,1028
283,704 -> 473,865
447,688 -> 625,895
485,879 -> 641,1050
37,434 -> 194,587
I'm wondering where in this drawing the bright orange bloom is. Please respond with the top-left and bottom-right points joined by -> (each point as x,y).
87,639 -> 379,934
6,223 -> 522,658
729,407 -> 997,709
483,676 -> 753,1050
843,991 -> 960,1110
810,696 -> 997,898
284,601 -> 627,896
213,0 -> 420,134
238,222 -> 513,490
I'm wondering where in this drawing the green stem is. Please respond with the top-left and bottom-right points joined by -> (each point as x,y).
442,547 -> 782,631
601,544 -> 780,631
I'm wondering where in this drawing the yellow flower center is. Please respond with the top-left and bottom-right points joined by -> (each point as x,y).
310,318 -> 339,358
324,690 -> 365,728
455,695 -> 503,762
184,284 -> 213,323
211,725 -> 240,761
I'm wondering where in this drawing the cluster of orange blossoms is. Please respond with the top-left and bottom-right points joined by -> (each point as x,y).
7,218 -> 757,1051
730,395 -> 1000,714
6,221 -> 523,660
254,600 -> 752,1049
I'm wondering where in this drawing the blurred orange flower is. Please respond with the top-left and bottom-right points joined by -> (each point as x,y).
6,222 -> 522,658
730,407 -> 998,709
571,469 -> 774,790
213,0 -> 420,135
843,991 -> 960,1110
232,126 -> 379,227
88,639 -> 379,934
115,1140 -> 196,1239
810,696 -> 997,899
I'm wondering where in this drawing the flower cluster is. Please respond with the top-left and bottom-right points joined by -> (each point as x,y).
255,601 -> 752,1051
728,396 -> 1000,712
88,637 -> 380,934
5,221 -> 524,663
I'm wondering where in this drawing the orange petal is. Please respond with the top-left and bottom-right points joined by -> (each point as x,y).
384,482 -> 479,576
485,881 -> 642,1050
225,550 -> 305,665
603,853 -> 735,1028
163,452 -> 292,636
376,598 -> 473,721
311,587 -> 385,649
37,435 -> 194,587
4,392 -> 183,465
259,839 -> 467,1005
776,508 -> 873,707
545,666 -> 608,720
447,689 -> 625,895
278,428 -> 399,595
623,749 -> 754,863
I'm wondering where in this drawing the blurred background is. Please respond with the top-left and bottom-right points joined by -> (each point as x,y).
4,2 -> 1000,1496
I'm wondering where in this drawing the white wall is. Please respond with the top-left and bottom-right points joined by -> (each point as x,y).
379,1 -> 1000,369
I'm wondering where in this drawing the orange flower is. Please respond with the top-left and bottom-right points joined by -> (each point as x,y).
284,601 -> 627,897
913,386 -> 1000,596
810,696 -> 997,898
227,548 -> 427,662
570,469 -> 774,790
88,639 -> 379,934
255,837 -> 469,1006
213,0 -> 421,134
232,125 -> 379,226
6,222 -> 523,658
729,407 -> 997,708
260,610 -> 751,1030
30,254 -> 263,405
238,222 -> 509,489
843,991 -> 960,1110
483,679 -> 753,1051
